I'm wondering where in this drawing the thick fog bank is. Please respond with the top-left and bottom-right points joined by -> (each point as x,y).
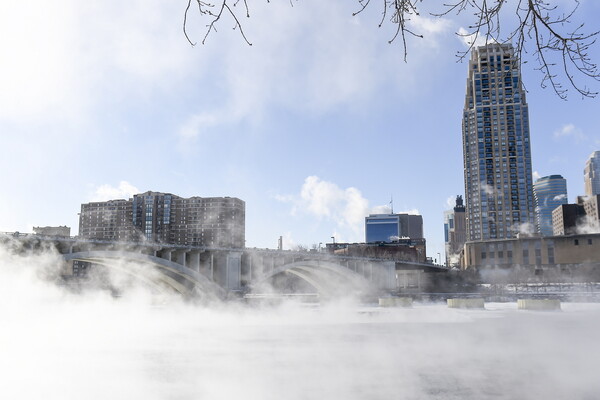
1,250 -> 599,400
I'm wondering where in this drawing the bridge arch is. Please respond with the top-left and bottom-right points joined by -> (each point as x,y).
64,251 -> 227,300
251,259 -> 377,297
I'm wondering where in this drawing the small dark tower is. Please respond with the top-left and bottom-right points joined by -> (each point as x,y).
454,195 -> 465,212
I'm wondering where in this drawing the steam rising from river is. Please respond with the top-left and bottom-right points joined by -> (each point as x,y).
1,246 -> 600,400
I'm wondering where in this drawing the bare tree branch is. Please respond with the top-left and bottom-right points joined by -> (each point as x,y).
182,0 -> 600,98
183,0 -> 253,47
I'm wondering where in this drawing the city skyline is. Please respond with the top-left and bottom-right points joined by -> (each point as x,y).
1,2 -> 599,262
3,4 -> 600,399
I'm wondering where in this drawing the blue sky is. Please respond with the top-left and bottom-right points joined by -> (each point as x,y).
1,1 -> 599,262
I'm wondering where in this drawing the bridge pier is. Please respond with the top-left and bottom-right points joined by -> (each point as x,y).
187,251 -> 201,273
199,253 -> 214,281
350,260 -> 358,274
367,261 -> 396,291
212,251 -> 242,290
271,257 -> 276,275
172,250 -> 187,267
158,249 -> 173,262
240,253 -> 262,288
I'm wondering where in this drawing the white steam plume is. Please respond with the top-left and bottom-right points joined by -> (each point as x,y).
1,238 -> 600,399
576,215 -> 600,234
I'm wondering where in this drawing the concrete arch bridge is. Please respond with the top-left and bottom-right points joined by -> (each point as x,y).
1,234 -> 444,300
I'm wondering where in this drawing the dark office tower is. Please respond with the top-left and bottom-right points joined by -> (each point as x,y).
462,43 -> 535,241
533,175 -> 568,236
398,214 -> 424,239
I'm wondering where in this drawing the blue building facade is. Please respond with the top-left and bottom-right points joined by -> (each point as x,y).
533,175 -> 568,236
365,214 -> 401,243
366,213 -> 424,243
462,43 -> 535,241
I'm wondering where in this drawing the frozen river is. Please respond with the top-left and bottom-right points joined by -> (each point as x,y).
1,252 -> 599,399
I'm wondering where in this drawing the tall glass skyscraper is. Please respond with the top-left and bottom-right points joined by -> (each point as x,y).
462,43 -> 535,241
533,175 -> 568,236
584,150 -> 600,196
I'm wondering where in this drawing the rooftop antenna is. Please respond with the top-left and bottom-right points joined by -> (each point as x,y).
390,195 -> 394,214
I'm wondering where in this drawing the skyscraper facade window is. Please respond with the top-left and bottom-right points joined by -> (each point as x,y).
462,43 -> 535,241
533,175 -> 568,236
584,151 -> 600,196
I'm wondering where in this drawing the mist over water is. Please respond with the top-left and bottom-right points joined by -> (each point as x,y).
2,248 -> 599,400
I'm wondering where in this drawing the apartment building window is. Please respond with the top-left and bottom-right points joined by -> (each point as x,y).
547,247 -> 555,264
522,249 -> 529,265
535,249 -> 542,266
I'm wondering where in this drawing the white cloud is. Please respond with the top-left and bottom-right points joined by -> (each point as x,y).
91,181 -> 140,202
457,27 -> 490,48
175,2 -> 454,142
176,2 -> 382,140
532,171 -> 541,181
413,15 -> 453,37
0,1 -> 197,126
279,176 -> 367,240
178,112 -> 219,141
553,123 -> 586,142
0,2 -> 79,122
553,194 -> 567,202
371,205 -> 392,215
274,194 -> 294,203
277,176 -> 421,243
298,177 -> 368,234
